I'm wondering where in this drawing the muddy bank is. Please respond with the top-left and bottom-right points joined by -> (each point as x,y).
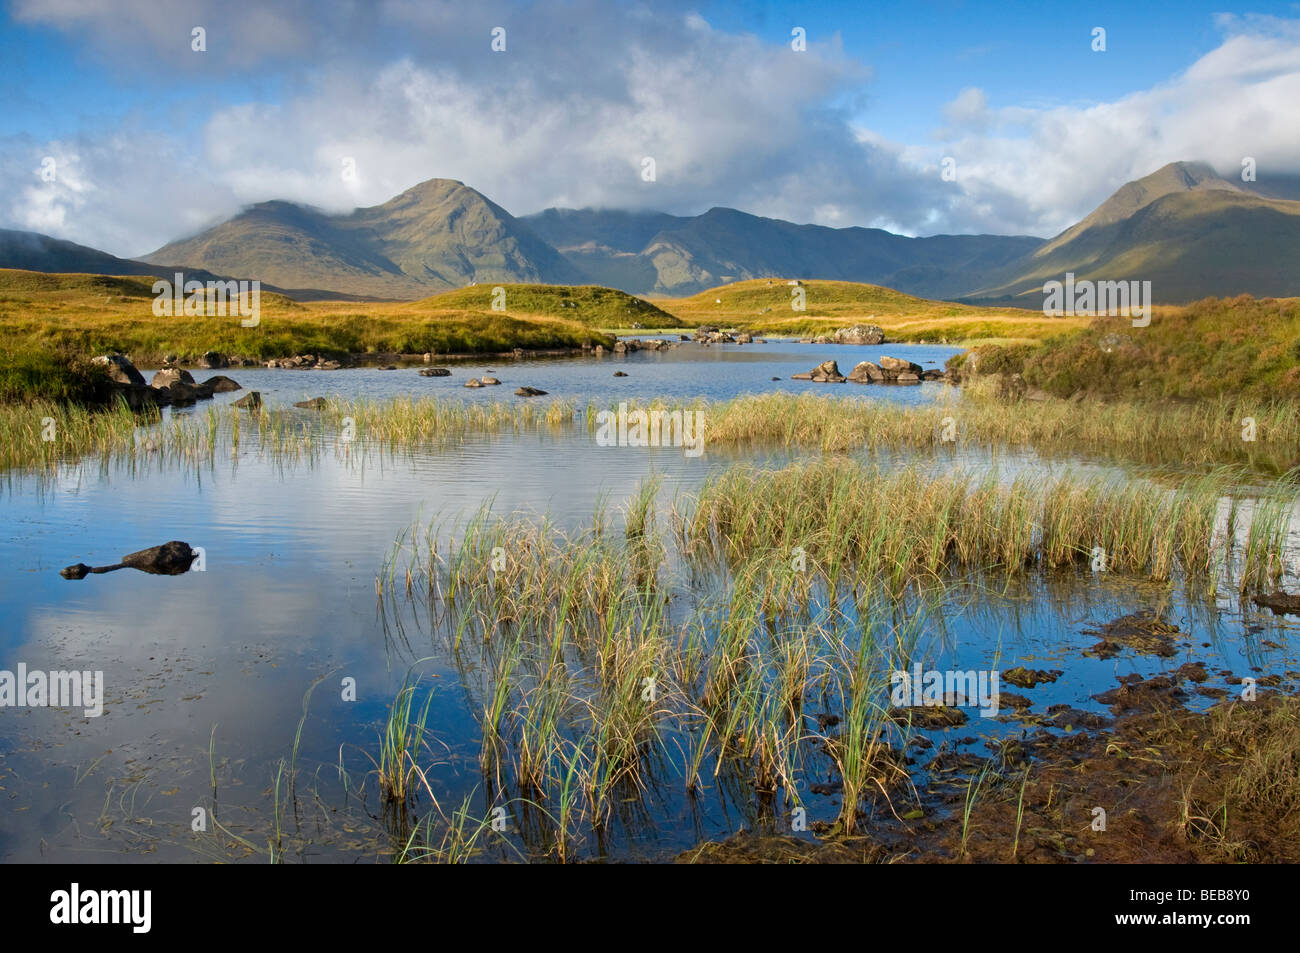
678,687 -> 1300,864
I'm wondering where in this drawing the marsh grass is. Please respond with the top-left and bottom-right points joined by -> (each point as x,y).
7,388 -> 1300,476
376,486 -> 930,857
677,459 -> 1299,596
698,391 -> 1300,472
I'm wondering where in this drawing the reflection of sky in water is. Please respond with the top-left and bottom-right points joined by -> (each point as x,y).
0,344 -> 1297,861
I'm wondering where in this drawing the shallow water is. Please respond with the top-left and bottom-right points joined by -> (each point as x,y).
1,340 -> 1297,862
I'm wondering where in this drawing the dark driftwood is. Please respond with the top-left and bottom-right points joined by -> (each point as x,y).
61,541 -> 197,580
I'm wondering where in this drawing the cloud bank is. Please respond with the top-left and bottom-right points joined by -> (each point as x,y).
3,1 -> 1299,256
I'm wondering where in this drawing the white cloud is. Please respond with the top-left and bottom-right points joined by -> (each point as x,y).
2,2 -> 1299,254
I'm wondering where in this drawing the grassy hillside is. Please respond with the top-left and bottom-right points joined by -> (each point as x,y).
420,283 -> 684,328
663,279 -> 1085,343
0,270 -> 614,400
958,295 -> 1300,399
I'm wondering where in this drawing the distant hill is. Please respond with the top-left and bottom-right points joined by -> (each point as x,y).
969,161 -> 1300,303
0,228 -> 369,300
419,283 -> 684,328
143,179 -> 586,299
0,229 -> 211,281
523,206 -> 1042,299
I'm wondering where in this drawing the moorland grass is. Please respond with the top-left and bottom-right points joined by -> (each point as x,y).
962,295 -> 1300,400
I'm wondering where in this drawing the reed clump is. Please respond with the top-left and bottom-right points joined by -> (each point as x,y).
378,490 -> 916,859
676,459 -> 1297,594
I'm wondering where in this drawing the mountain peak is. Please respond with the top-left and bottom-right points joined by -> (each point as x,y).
1036,160 -> 1240,258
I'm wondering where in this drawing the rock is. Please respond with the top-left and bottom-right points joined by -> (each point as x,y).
697,325 -> 719,334
813,335 -> 832,344
921,369 -> 946,381
771,376 -> 781,381
736,332 -> 753,344
847,361 -> 884,383
679,335 -> 691,342
613,371 -> 628,377
163,353 -> 179,365
515,386 -> 547,396
895,372 -> 920,384
419,367 -> 452,377
316,359 -> 342,370
480,377 -> 501,385
151,368 -> 195,388
878,356 -> 922,376
93,353 -> 146,387
1024,387 -> 1052,401
833,324 -> 885,346
1253,591 -> 1300,615
161,380 -> 199,405
201,376 -> 242,393
234,391 -> 262,409
594,345 -> 604,354
464,379 -> 484,388
113,385 -> 162,410
804,359 -> 846,383
380,365 -> 397,371
60,540 -> 198,580
791,373 -> 812,380
613,341 -> 628,353
423,352 -> 433,363
197,351 -> 227,369
294,397 -> 328,410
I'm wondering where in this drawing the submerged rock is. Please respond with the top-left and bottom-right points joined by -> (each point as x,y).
201,375 -> 242,394
419,367 -> 452,377
1253,591 -> 1300,614
515,386 -> 547,396
1003,667 -> 1064,689
294,397 -> 328,409
233,391 -> 263,409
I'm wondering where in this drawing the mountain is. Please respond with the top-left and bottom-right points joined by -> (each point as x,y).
0,228 -> 204,280
7,163 -> 1300,305
143,179 -> 586,299
969,161 -> 1300,303
0,228 -> 373,300
523,206 -> 1042,299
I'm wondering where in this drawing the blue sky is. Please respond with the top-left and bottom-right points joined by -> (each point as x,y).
2,0 -> 1299,255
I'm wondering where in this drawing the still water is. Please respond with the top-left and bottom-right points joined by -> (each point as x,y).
1,341 -> 1296,861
